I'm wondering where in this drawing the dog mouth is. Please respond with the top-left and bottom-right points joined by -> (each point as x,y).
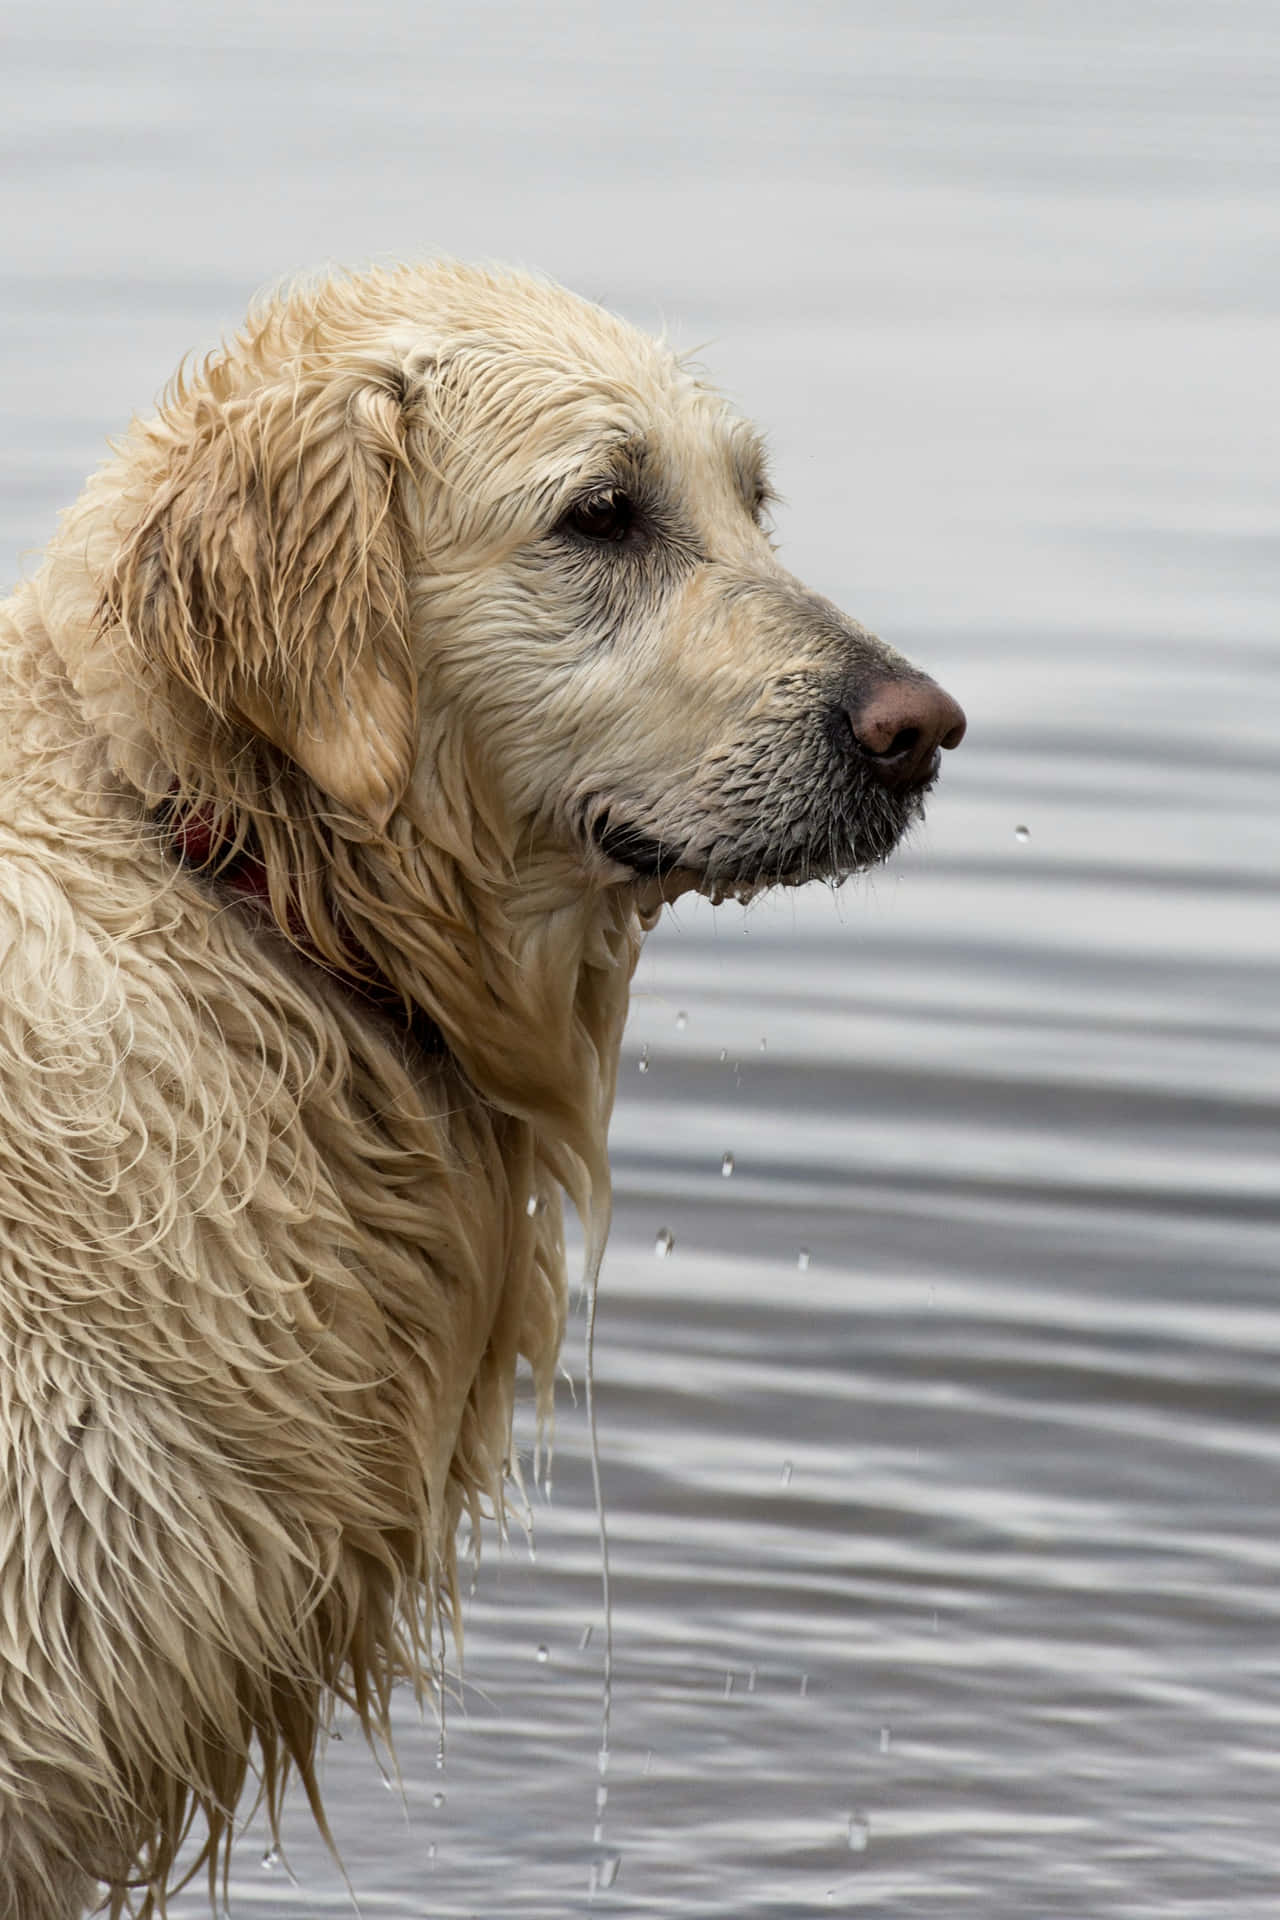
591,811 -> 690,880
588,764 -> 935,905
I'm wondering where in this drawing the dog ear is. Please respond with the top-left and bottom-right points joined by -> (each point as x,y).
106,367 -> 418,830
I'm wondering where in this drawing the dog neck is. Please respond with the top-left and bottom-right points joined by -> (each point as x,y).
160,797 -> 448,1058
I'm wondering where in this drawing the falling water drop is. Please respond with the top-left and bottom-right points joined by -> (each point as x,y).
591,1850 -> 622,1891
525,1193 -> 539,1217
721,1152 -> 735,1178
579,1623 -> 594,1650
675,1009 -> 688,1030
535,1644 -> 550,1664
637,1045 -> 650,1073
797,1247 -> 811,1272
261,1846 -> 280,1871
654,1227 -> 674,1259
1014,823 -> 1031,843
780,1460 -> 794,1486
847,1811 -> 870,1853
432,1790 -> 446,1809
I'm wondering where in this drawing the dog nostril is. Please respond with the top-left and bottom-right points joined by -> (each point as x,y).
842,674 -> 966,791
875,725 -> 920,761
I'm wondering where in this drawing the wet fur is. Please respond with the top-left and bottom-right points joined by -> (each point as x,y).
0,263 -> 933,1916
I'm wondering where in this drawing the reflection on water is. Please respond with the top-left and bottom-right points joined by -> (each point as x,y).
2,2 -> 1277,1914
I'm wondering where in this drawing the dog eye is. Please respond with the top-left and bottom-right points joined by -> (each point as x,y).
563,487 -> 636,543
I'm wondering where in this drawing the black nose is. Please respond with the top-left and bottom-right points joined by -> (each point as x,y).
841,676 -> 967,792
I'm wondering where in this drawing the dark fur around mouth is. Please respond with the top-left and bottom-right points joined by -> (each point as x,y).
588,752 -> 934,893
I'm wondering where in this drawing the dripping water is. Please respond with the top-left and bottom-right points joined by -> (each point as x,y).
583,1213 -> 614,1895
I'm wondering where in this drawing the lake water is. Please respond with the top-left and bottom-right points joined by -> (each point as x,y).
2,3 -> 1277,1914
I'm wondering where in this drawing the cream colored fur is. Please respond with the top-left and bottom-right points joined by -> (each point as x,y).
0,262 -> 941,1916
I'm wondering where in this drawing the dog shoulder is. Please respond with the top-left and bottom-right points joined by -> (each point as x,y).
0,841 -> 140,1158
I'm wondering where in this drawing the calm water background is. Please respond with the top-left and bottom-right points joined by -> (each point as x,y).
2,3 -> 1278,1913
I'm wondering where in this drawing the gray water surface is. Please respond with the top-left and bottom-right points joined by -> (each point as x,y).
3,4 -> 1277,1914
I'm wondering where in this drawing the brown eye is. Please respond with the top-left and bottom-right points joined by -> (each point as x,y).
563,487 -> 635,542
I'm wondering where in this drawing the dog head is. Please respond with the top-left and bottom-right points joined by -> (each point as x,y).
97,263 -> 963,914
392,278 -> 966,906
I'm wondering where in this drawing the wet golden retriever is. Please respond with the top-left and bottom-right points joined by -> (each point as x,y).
0,263 -> 964,1916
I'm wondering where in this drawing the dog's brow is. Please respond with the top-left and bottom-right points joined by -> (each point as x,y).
555,431 -> 647,501
584,431 -> 646,480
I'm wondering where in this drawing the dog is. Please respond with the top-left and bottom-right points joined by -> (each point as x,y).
0,262 -> 965,1916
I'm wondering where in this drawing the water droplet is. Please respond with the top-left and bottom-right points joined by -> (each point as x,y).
930,1610 -> 939,1633
780,1459 -> 794,1486
654,1226 -> 674,1259
720,1152 -> 735,1177
797,1247 -> 811,1272
1014,823 -> 1031,843
746,1666 -> 757,1693
535,1643 -> 550,1664
330,1726 -> 343,1742
759,1036 -> 768,1052
261,1846 -> 280,1871
675,1009 -> 688,1030
591,1849 -> 622,1890
428,1841 -> 438,1867
643,1748 -> 653,1775
800,1673 -> 810,1697
525,1193 -> 539,1217
432,1790 -> 446,1808
579,1623 -> 593,1650
723,1670 -> 735,1697
597,1745 -> 610,1779
879,1725 -> 891,1753
718,1047 -> 728,1063
637,1045 -> 650,1073
847,1811 -> 870,1852
595,1783 -> 608,1813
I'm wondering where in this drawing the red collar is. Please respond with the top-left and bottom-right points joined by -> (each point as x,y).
166,803 -> 274,907
161,800 -> 446,1058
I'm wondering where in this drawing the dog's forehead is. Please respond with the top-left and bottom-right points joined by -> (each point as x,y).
392,342 -> 761,519
376,266 -> 757,464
